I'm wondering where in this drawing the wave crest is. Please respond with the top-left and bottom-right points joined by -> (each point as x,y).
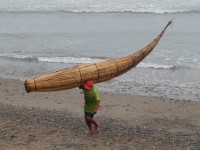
38,56 -> 105,64
138,62 -> 173,69
0,53 -> 189,70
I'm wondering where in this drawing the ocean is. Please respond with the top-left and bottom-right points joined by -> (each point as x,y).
0,0 -> 200,101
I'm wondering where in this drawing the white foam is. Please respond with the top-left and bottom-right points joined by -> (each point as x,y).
0,53 -> 106,63
37,56 -> 105,64
138,62 -> 173,69
0,53 -> 33,59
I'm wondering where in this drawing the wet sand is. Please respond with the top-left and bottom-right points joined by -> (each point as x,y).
0,78 -> 200,150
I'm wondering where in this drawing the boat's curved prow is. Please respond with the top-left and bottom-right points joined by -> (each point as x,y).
24,20 -> 172,93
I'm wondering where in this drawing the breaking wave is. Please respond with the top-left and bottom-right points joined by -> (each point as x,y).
0,53 -> 104,63
0,53 -> 186,70
138,62 -> 173,69
37,56 -> 104,64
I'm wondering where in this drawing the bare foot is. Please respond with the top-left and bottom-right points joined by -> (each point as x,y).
94,125 -> 100,132
85,129 -> 93,135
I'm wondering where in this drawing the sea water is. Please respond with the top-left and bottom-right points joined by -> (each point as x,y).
0,0 -> 200,100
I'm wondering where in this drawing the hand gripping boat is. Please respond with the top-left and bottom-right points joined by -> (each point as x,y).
24,20 -> 172,93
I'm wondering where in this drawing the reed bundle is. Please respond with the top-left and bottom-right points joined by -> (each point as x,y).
25,20 -> 172,93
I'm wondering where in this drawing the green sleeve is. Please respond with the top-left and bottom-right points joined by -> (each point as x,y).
94,87 -> 100,101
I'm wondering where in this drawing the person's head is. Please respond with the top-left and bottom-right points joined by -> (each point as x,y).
84,80 -> 94,90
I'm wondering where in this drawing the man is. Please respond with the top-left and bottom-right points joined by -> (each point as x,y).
79,80 -> 100,133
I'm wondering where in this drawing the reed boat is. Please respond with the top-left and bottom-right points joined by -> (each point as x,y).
24,20 -> 172,93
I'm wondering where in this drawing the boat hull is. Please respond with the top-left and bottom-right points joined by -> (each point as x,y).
24,21 -> 172,93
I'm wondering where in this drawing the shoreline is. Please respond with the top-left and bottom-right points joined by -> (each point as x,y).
0,78 -> 200,149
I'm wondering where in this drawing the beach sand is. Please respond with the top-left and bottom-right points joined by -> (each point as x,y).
0,78 -> 200,150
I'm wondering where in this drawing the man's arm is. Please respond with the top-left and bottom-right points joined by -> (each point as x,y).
92,100 -> 100,114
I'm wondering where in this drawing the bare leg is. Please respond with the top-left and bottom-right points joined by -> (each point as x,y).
85,116 -> 92,133
85,116 -> 100,132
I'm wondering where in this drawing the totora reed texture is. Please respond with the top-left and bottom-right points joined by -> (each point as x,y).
24,20 -> 172,93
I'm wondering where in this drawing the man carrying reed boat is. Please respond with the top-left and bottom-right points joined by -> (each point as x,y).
24,21 -> 173,133
79,80 -> 100,133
